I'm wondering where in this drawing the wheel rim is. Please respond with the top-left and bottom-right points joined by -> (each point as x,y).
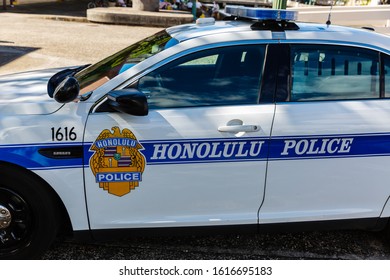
0,205 -> 12,229
0,187 -> 34,255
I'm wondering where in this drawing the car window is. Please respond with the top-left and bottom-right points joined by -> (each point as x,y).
75,30 -> 175,95
136,45 -> 266,109
384,55 -> 390,98
290,45 -> 380,101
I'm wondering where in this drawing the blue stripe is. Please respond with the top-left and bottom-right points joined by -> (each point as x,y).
138,133 -> 390,164
4,132 -> 390,170
268,133 -> 390,161
140,138 -> 267,164
0,143 -> 83,170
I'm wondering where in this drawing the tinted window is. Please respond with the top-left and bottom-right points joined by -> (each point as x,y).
76,30 -> 173,94
384,55 -> 390,98
290,45 -> 380,101
137,45 -> 266,109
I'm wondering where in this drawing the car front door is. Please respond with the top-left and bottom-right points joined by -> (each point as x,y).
83,44 -> 275,230
259,44 -> 390,226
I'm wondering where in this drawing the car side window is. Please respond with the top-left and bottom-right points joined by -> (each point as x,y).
136,45 -> 266,109
290,45 -> 380,101
384,55 -> 390,98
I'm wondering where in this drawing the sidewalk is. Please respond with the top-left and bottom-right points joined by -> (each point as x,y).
4,0 -> 390,29
1,0 -> 89,19
0,8 -> 162,75
1,0 -> 194,27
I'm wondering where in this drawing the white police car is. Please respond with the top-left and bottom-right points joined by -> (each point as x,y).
2,6 -> 390,259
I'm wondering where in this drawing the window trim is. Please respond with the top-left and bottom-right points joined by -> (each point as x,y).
380,52 -> 386,98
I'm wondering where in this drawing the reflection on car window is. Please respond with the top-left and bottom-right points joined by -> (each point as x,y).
384,55 -> 390,98
136,45 -> 266,109
290,45 -> 380,101
75,30 -> 174,94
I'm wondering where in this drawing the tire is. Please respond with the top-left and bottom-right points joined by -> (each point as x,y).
0,166 -> 59,259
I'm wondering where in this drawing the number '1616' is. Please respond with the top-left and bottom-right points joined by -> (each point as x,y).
51,127 -> 77,141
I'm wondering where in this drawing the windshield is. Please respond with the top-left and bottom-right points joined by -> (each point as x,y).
74,30 -> 176,94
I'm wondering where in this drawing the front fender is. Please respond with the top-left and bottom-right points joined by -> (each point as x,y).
0,143 -> 83,170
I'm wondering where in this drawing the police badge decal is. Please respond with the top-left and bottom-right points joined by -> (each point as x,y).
90,127 -> 146,196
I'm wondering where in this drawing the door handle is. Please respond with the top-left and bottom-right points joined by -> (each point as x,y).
218,124 -> 260,133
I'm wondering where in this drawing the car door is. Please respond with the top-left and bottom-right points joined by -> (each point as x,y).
259,44 -> 390,226
83,44 -> 275,230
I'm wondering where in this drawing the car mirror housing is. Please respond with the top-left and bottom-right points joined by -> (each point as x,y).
47,68 -> 76,98
107,89 -> 148,116
47,64 -> 90,98
52,76 -> 80,103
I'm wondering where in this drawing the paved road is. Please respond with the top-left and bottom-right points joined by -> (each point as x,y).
0,12 -> 161,75
1,3 -> 390,75
43,230 -> 390,260
294,5 -> 390,27
1,6 -> 390,260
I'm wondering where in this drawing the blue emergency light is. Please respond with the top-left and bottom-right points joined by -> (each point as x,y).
225,6 -> 298,21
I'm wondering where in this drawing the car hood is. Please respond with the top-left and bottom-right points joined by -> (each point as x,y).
0,68 -> 65,115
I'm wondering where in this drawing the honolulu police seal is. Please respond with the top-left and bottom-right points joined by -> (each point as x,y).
90,127 -> 146,196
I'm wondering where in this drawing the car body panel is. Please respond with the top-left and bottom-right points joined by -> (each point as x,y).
84,104 -> 274,229
0,69 -> 64,115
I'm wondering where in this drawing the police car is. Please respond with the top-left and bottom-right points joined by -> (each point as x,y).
2,6 -> 390,259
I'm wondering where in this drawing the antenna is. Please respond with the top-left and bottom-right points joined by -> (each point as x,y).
326,0 -> 334,26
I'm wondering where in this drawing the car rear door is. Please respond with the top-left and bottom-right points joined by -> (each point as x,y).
259,43 -> 390,226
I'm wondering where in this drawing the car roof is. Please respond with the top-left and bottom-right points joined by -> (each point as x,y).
166,19 -> 390,53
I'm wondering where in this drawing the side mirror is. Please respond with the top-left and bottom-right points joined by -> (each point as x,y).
53,76 -> 80,103
47,64 -> 89,98
107,89 -> 148,116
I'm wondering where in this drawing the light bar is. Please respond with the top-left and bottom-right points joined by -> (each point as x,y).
225,6 -> 298,21
196,17 -> 216,25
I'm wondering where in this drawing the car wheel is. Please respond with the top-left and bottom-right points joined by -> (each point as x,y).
0,167 -> 59,259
